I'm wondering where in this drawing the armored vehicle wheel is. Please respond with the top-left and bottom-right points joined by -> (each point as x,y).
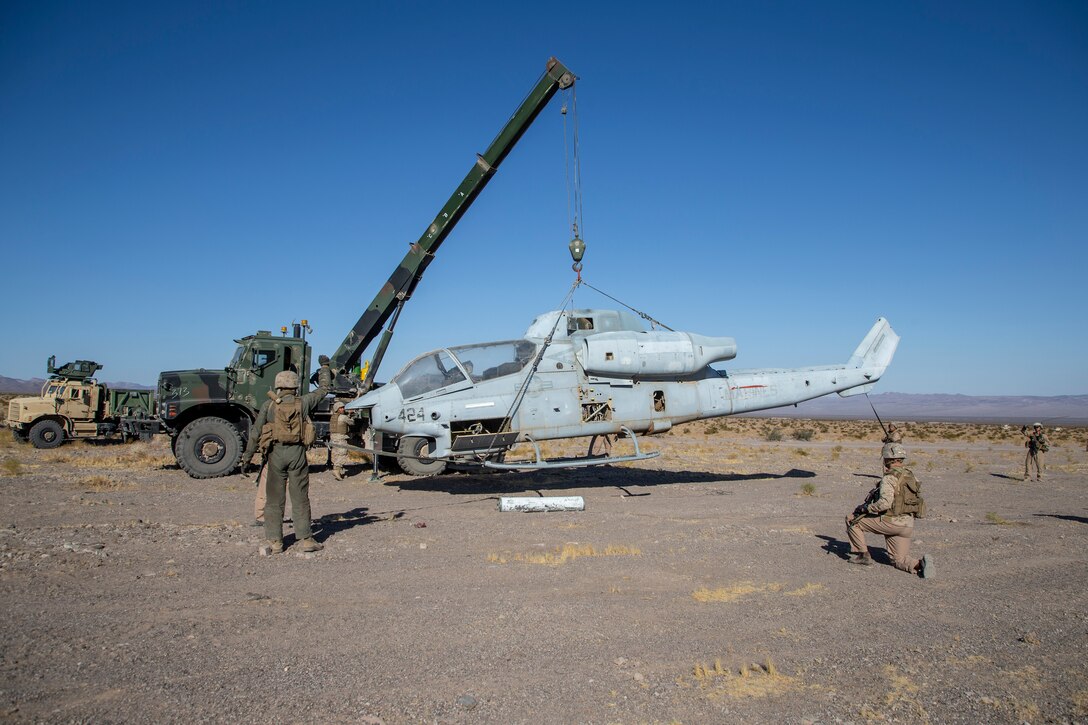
12,428 -> 29,444
29,420 -> 65,449
176,417 -> 243,479
397,436 -> 447,477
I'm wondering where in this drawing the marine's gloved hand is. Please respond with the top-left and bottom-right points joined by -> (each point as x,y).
240,458 -> 253,476
853,505 -> 866,517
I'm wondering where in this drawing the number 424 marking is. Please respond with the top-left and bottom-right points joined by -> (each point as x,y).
398,407 -> 425,422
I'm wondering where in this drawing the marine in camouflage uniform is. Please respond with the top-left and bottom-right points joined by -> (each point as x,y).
846,443 -> 933,578
1021,423 -> 1049,481
882,423 -> 903,444
241,363 -> 332,553
329,400 -> 350,480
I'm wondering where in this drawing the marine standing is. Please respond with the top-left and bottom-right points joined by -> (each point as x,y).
1021,423 -> 1049,481
241,364 -> 331,553
846,442 -> 933,578
882,423 -> 903,444
329,400 -> 350,480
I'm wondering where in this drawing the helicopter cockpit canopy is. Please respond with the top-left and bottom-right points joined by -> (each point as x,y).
392,340 -> 538,399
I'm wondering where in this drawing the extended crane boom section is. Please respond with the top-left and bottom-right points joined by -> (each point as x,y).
329,57 -> 576,387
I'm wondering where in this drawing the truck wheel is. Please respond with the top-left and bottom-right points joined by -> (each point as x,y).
175,417 -> 243,479
12,429 -> 29,444
397,436 -> 446,477
29,420 -> 65,449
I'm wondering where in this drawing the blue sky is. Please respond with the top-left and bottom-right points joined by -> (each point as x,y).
1,1 -> 1085,395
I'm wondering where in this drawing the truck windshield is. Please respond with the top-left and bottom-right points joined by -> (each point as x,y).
394,350 -> 466,399
449,340 -> 537,383
229,345 -> 246,368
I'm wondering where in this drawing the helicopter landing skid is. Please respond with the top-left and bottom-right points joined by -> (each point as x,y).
481,427 -> 660,471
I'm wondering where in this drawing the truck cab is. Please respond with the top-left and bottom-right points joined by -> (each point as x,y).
158,330 -> 316,478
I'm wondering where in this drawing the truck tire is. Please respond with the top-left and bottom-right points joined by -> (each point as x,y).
175,417 -> 243,479
397,436 -> 446,477
12,428 -> 30,444
29,420 -> 65,449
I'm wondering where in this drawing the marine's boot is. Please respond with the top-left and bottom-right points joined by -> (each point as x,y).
848,552 -> 873,566
917,554 -> 934,579
333,468 -> 345,481
301,537 -> 324,553
266,539 -> 284,554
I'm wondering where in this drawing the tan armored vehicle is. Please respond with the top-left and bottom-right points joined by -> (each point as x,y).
8,357 -> 156,449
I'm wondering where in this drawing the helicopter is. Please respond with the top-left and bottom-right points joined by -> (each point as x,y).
345,307 -> 899,476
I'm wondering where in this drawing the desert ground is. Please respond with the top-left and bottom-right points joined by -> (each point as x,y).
0,415 -> 1086,724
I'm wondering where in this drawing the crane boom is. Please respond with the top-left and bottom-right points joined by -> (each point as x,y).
329,57 -> 576,388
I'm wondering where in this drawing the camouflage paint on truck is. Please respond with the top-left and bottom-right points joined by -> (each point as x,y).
157,330 -> 321,479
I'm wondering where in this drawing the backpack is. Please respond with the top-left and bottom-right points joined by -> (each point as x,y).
261,394 -> 316,448
890,468 -> 926,518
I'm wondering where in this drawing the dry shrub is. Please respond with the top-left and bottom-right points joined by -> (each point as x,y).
689,658 -> 796,699
791,428 -> 814,441
799,482 -> 816,496
985,511 -> 1022,526
82,443 -> 173,470
1,458 -> 23,476
693,581 -> 783,603
488,543 -> 640,566
80,475 -> 126,491
785,582 -> 824,596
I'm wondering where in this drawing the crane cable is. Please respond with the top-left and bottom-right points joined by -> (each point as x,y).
472,277 -> 583,462
561,87 -> 586,278
579,278 -> 674,331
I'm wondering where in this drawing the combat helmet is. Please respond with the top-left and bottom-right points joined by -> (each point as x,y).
881,442 -> 907,460
274,370 -> 299,390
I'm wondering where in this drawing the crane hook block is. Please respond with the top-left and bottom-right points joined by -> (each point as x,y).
569,237 -> 586,263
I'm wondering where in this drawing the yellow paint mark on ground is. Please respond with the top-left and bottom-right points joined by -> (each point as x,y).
488,543 -> 640,566
692,582 -> 784,603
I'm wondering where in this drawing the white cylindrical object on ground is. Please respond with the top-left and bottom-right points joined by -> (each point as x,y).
498,496 -> 585,512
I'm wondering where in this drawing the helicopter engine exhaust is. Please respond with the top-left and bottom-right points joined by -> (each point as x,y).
579,331 -> 737,377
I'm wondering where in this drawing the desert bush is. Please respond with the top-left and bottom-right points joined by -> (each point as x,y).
791,429 -> 814,441
1,458 -> 22,476
765,429 -> 783,442
800,483 -> 816,496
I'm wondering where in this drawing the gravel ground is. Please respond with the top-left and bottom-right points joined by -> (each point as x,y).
0,420 -> 1086,724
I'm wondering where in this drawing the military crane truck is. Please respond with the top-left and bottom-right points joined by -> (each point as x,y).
160,57 -> 576,479
8,357 -> 156,448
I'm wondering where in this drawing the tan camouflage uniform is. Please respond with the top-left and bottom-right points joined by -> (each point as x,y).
847,467 -> 921,574
1022,425 -> 1048,481
882,424 -> 902,444
329,404 -> 350,480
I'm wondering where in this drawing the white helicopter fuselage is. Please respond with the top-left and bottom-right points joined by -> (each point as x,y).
347,309 -> 899,470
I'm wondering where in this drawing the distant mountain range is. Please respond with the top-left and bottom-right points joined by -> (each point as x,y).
0,376 -> 154,394
1,374 -> 1084,424
750,392 -> 1088,425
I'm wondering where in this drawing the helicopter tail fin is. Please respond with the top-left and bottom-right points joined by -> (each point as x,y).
839,318 -> 899,397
